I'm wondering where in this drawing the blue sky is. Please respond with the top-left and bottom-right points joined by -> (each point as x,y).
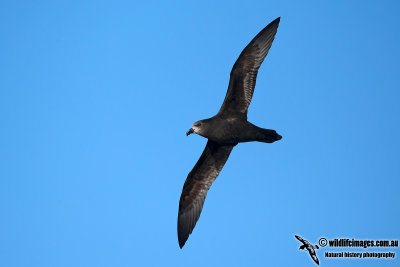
1,1 -> 399,266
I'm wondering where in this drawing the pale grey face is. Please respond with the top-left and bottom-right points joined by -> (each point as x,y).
186,120 -> 204,136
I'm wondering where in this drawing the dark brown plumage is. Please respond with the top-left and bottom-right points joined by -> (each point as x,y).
178,17 -> 282,248
218,17 -> 281,118
178,141 -> 234,248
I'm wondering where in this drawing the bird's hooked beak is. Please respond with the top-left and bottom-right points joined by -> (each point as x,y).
186,128 -> 194,136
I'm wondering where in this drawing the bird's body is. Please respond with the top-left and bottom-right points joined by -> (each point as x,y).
178,17 -> 282,248
190,116 -> 281,145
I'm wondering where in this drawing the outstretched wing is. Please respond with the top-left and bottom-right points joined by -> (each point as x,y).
309,250 -> 320,265
294,235 -> 313,249
178,141 -> 234,248
218,17 -> 280,118
295,235 -> 306,244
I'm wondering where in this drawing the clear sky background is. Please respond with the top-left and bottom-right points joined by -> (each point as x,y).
1,1 -> 399,266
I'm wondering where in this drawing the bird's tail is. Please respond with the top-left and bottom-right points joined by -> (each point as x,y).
257,128 -> 282,143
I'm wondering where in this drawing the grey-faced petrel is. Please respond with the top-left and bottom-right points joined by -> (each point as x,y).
178,17 -> 282,248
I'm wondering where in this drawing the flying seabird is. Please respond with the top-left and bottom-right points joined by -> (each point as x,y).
178,17 -> 282,248
295,235 -> 320,265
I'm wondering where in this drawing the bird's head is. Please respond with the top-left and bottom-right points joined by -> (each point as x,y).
186,120 -> 207,136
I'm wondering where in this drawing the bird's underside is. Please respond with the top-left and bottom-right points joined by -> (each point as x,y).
178,17 -> 281,248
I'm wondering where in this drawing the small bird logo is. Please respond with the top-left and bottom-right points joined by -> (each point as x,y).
295,235 -> 320,265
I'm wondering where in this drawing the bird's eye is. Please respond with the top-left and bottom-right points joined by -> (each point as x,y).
194,123 -> 201,127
